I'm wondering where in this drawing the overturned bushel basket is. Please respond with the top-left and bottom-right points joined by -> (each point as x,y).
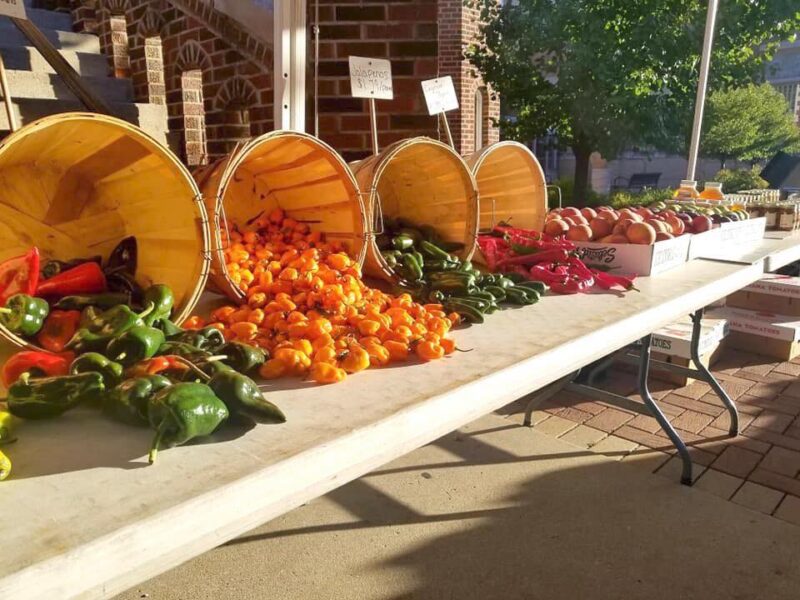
0,113 -> 211,350
466,140 -> 547,233
352,137 -> 479,282
196,131 -> 368,302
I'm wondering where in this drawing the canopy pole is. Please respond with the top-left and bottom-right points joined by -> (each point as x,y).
0,54 -> 16,132
686,0 -> 719,182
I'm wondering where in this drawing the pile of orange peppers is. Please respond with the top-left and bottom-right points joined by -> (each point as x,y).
184,209 -> 459,384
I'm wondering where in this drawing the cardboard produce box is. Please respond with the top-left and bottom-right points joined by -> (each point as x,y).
727,274 -> 800,316
709,307 -> 800,361
688,217 -> 767,260
574,234 -> 691,276
650,316 -> 729,386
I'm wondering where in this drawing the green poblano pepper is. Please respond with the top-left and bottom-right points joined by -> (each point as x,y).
208,370 -> 285,424
5,373 -> 104,420
0,294 -> 49,337
106,326 -> 166,367
167,326 -> 225,352
157,319 -> 184,337
68,304 -> 154,353
70,352 -> 124,389
142,284 -> 174,327
217,342 -> 267,375
147,383 -> 229,463
53,293 -> 132,312
104,375 -> 172,426
155,341 -> 212,363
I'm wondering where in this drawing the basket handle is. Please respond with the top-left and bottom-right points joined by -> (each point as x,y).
210,195 -> 233,254
370,187 -> 385,236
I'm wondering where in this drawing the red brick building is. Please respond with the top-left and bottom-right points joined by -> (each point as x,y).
36,0 -> 499,165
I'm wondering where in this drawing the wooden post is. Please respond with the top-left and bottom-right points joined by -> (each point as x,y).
0,54 -> 16,133
369,97 -> 379,156
439,113 -> 454,149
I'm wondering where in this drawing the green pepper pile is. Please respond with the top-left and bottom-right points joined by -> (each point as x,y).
0,239 -> 287,476
377,219 -> 546,324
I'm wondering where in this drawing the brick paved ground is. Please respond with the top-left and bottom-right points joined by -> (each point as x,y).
525,345 -> 800,525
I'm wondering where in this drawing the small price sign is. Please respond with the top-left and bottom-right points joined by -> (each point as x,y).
421,76 -> 459,116
348,56 -> 393,100
0,0 -> 27,19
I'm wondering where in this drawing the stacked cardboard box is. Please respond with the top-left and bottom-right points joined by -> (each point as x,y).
717,275 -> 800,361
649,317 -> 729,386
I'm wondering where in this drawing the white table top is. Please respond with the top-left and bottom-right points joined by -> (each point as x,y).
697,231 -> 800,273
0,259 -> 764,600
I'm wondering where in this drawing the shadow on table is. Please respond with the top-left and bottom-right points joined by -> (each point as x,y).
9,408 -> 257,480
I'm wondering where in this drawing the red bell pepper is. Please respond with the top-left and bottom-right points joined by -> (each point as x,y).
37,310 -> 82,353
1,350 -> 75,387
0,248 -> 40,307
36,261 -> 106,298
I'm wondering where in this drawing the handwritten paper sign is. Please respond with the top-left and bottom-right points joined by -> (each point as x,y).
0,0 -> 27,19
421,76 -> 459,115
349,56 -> 393,100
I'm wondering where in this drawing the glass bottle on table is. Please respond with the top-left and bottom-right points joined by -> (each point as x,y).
699,182 -> 724,201
674,180 -> 699,201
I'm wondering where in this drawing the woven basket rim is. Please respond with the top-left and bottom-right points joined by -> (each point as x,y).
0,112 -> 211,351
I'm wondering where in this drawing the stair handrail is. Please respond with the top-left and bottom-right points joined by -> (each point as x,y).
9,16 -> 113,116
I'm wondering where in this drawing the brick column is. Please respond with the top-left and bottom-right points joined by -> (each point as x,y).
437,0 -> 500,155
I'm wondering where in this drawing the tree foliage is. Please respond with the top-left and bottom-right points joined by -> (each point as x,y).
465,0 -> 800,201
703,84 -> 800,166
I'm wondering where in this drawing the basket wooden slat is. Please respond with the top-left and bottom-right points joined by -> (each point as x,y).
197,131 -> 367,302
466,141 -> 547,232
0,113 -> 211,351
351,137 -> 480,282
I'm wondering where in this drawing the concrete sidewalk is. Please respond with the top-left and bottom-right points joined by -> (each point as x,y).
117,412 -> 800,600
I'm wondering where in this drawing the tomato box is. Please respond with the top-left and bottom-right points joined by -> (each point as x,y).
709,306 -> 800,361
688,217 -> 766,260
727,274 -> 800,317
650,316 -> 729,386
573,234 -> 691,276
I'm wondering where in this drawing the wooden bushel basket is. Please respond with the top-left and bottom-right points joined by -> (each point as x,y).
352,137 -> 479,282
466,141 -> 547,232
196,131 -> 367,302
0,113 -> 211,351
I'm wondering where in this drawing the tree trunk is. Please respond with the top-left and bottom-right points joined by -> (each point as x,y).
572,143 -> 592,207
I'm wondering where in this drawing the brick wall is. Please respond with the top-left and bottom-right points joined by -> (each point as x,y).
437,0 -> 500,156
313,0 -> 441,161
54,0 -> 273,165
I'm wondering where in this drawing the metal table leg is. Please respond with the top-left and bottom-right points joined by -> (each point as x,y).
523,372 -> 579,427
691,308 -> 738,436
638,333 -> 693,485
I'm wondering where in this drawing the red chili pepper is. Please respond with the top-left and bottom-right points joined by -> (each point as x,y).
496,248 -> 571,268
0,248 -> 40,307
529,265 -> 570,284
551,277 -> 592,294
37,310 -> 82,353
36,262 -> 106,298
1,350 -> 74,387
567,257 -> 596,280
591,269 -> 639,292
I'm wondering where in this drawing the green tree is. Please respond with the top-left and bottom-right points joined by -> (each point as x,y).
703,84 -> 800,168
465,0 -> 800,204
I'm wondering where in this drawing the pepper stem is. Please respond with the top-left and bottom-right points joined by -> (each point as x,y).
0,308 -> 11,314
139,302 -> 155,321
148,425 -> 166,464
174,356 -> 210,381
115,352 -> 127,362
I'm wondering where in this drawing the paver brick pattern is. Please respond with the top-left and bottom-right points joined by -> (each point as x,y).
524,346 -> 800,525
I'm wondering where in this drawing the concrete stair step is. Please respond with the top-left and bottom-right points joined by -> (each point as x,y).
6,8 -> 74,31
0,99 -> 169,145
0,45 -> 108,78
0,19 -> 100,53
1,69 -> 132,103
